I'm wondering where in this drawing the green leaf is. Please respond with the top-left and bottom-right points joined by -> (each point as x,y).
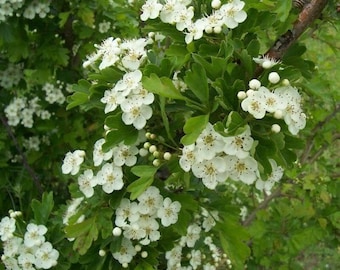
226,112 -> 246,134
67,80 -> 91,110
184,63 -> 209,104
58,12 -> 71,28
142,73 -> 187,100
180,114 -> 209,145
64,217 -> 95,238
329,212 -> 340,229
218,219 -> 250,270
78,7 -> 95,27
276,1 -> 292,22
131,165 -> 158,178
127,176 -> 154,200
31,192 -> 54,224
134,262 -> 154,270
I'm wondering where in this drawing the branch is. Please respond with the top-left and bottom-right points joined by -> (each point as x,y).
255,0 -> 328,76
0,114 -> 43,195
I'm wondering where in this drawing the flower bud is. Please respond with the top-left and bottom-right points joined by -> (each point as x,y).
163,152 -> 172,160
139,148 -> 148,157
149,145 -> 157,153
141,251 -> 148,258
274,110 -> 283,119
213,26 -> 222,34
153,159 -> 161,167
99,249 -> 106,257
143,142 -> 151,149
246,89 -> 255,97
282,79 -> 290,86
271,124 -> 281,133
262,60 -> 273,69
237,91 -> 247,100
205,26 -> 213,34
112,227 -> 122,236
268,72 -> 280,84
135,245 -> 142,252
249,79 -> 261,89
211,0 -> 221,9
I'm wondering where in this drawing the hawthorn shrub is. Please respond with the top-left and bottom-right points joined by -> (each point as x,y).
0,0 -> 339,269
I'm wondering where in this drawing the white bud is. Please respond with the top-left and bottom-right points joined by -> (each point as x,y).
141,251 -> 148,258
282,79 -> 290,86
139,148 -> 148,157
145,132 -> 151,139
148,32 -> 155,38
271,124 -> 281,133
274,110 -> 283,119
211,0 -> 221,9
153,159 -> 161,167
112,227 -> 122,236
150,133 -> 157,140
213,26 -> 222,34
143,142 -> 151,149
237,91 -> 247,100
135,245 -> 142,252
249,79 -> 261,89
153,151 -> 160,158
122,263 -> 128,268
205,26 -> 213,34
262,60 -> 273,69
149,145 -> 157,153
163,152 -> 172,160
246,89 -> 255,97
99,249 -> 106,257
268,72 -> 280,84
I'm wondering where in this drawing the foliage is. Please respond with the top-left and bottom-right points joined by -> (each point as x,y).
0,0 -> 339,270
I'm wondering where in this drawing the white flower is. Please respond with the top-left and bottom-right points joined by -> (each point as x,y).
95,37 -> 122,70
192,157 -> 229,189
0,216 -> 16,241
174,6 -> 194,31
140,0 -> 163,21
78,169 -> 98,198
259,86 -> 287,113
18,252 -> 36,270
137,186 -> 163,215
185,19 -> 207,44
120,39 -> 148,70
114,70 -> 143,96
190,249 -> 202,270
97,163 -> 124,193
121,101 -> 153,130
3,236 -> 22,257
253,55 -> 280,69
113,142 -> 139,167
219,0 -> 247,29
201,208 -> 219,232
179,144 -> 197,172
184,223 -> 201,248
63,197 -> 84,225
127,85 -> 154,106
223,125 -> 254,159
34,241 -> 59,269
61,150 -> 85,175
195,123 -> 225,162
112,237 -> 137,265
160,0 -> 183,24
115,199 -> 140,227
123,223 -> 146,241
256,159 -> 284,193
157,197 -> 181,227
2,256 -> 20,270
101,88 -> 125,114
241,89 -> 267,119
93,138 -> 113,167
24,224 -> 47,248
166,244 -> 182,269
226,156 -> 259,184
138,215 -> 160,245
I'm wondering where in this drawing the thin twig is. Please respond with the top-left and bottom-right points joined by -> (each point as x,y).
0,114 -> 43,195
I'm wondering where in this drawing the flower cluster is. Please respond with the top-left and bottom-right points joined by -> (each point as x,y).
140,0 -> 247,43
239,72 -> 306,135
83,37 -> 155,130
111,186 -> 181,266
4,96 -> 50,128
42,82 -> 66,105
180,122 -> 284,192
0,212 -> 59,270
0,63 -> 23,89
165,207 -> 230,270
0,0 -> 24,22
23,0 -> 51,20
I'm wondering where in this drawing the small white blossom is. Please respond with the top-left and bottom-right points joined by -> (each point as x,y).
61,150 -> 85,175
97,163 -> 124,193
140,0 -> 163,21
93,138 -> 114,167
137,186 -> 163,215
157,197 -> 181,227
223,125 -> 254,159
34,241 -> 59,269
78,169 -> 98,198
113,143 -> 139,167
24,224 -> 47,248
112,237 -> 137,265
226,156 -> 259,184
0,216 -> 16,241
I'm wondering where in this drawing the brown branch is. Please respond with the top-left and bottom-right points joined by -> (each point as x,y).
255,0 -> 328,76
0,114 -> 43,195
